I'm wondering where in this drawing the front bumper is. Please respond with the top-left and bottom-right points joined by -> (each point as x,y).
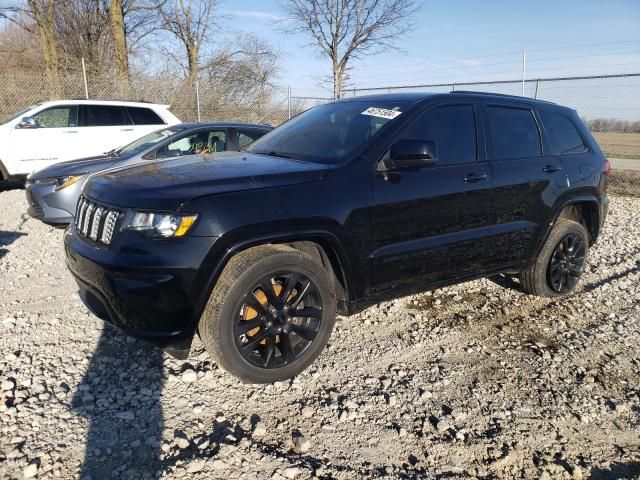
64,226 -> 218,358
25,180 -> 81,225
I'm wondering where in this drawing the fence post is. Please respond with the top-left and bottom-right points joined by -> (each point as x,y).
287,86 -> 291,119
534,79 -> 539,99
195,79 -> 201,122
451,84 -> 455,92
81,58 -> 89,99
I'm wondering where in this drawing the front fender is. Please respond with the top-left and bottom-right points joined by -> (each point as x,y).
188,228 -> 356,331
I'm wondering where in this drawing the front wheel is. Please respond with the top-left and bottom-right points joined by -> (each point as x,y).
518,218 -> 589,297
199,246 -> 336,383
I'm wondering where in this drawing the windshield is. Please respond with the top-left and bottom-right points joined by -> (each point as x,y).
116,127 -> 184,155
246,101 -> 409,164
0,105 -> 38,125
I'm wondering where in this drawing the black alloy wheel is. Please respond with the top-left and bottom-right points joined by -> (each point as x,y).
233,272 -> 323,369
547,232 -> 586,293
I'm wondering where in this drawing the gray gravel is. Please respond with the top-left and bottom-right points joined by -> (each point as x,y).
1,188 -> 639,479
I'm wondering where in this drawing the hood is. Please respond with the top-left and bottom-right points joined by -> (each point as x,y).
83,151 -> 330,210
28,152 -> 138,180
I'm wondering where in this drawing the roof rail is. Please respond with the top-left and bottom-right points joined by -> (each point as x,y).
450,90 -> 556,104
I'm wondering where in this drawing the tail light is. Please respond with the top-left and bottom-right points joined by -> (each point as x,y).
603,158 -> 611,176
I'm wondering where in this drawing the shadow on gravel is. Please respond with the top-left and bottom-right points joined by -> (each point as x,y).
488,273 -> 522,292
583,260 -> 640,292
590,461 -> 640,479
73,327 -> 164,480
0,230 -> 27,260
0,180 -> 24,192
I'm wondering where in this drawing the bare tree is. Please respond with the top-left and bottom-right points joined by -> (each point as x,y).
157,0 -> 220,81
200,32 -> 278,103
283,0 -> 419,99
1,0 -> 60,82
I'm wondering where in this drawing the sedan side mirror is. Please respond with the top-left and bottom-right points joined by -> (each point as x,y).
388,139 -> 438,169
16,116 -> 37,129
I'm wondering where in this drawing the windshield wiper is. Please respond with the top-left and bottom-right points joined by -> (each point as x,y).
104,148 -> 120,157
255,150 -> 295,160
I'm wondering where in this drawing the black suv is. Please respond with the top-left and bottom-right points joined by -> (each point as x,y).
64,92 -> 609,383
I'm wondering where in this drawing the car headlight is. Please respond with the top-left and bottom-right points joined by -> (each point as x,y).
122,211 -> 198,239
53,175 -> 83,191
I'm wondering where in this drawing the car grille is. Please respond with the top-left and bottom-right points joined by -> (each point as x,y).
75,196 -> 121,245
26,190 -> 44,218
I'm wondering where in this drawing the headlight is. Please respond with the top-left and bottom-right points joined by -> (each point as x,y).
122,211 -> 198,239
53,175 -> 83,191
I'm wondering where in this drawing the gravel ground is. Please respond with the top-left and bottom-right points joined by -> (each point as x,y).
1,188 -> 639,480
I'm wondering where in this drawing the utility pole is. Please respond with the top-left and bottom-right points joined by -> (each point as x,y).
522,50 -> 526,97
81,58 -> 89,99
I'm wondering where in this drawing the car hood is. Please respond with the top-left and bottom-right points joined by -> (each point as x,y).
83,151 -> 331,210
28,152 -> 138,180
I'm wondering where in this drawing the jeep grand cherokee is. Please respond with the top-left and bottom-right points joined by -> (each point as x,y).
64,92 -> 609,383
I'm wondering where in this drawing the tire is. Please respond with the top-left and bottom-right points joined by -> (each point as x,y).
518,218 -> 589,297
199,245 -> 337,383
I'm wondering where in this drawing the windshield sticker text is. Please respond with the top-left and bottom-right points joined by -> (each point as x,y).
361,107 -> 402,120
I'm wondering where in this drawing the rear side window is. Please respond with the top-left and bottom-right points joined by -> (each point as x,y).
83,105 -> 128,126
238,129 -> 266,150
33,106 -> 78,128
487,106 -> 541,160
400,105 -> 477,165
126,107 -> 165,125
539,110 -> 588,155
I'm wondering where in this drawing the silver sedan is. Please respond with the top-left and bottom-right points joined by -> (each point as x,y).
25,122 -> 271,225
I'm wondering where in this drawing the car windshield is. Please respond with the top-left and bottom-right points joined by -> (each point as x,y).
0,105 -> 38,125
246,101 -> 409,164
115,127 -> 184,155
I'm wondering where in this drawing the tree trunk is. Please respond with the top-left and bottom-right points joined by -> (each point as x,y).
186,44 -> 199,82
333,63 -> 345,100
28,0 -> 59,95
109,0 -> 130,94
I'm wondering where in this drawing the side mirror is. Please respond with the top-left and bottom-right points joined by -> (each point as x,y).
16,116 -> 37,129
386,139 -> 438,169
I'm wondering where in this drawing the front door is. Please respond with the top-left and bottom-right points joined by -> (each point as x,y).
370,103 -> 497,293
10,104 -> 81,173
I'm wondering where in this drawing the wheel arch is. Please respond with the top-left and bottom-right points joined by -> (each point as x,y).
554,195 -> 602,245
191,231 -> 355,331
0,159 -> 8,181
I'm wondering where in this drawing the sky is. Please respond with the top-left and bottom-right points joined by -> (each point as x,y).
222,0 -> 640,98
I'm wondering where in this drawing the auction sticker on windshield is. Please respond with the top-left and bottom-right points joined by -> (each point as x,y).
361,107 -> 402,120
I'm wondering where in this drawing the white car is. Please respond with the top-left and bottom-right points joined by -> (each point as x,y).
0,100 -> 181,181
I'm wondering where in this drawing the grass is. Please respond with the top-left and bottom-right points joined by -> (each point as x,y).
592,132 -> 640,160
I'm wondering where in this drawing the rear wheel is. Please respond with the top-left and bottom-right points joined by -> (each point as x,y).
518,218 -> 589,297
199,245 -> 336,383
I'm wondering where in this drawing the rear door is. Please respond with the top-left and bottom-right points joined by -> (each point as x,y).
482,103 -> 566,266
79,104 -> 136,156
370,102 -> 498,293
537,108 -> 594,188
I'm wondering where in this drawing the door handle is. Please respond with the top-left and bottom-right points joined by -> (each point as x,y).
543,165 -> 562,173
63,130 -> 79,134
120,128 -> 134,132
463,173 -> 488,183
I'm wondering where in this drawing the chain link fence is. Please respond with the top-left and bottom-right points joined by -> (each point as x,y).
343,73 -> 640,123
3,72 -> 637,124
0,72 -> 330,126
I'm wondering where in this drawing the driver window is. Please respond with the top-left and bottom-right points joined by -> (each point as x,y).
33,106 -> 78,128
156,130 -> 227,158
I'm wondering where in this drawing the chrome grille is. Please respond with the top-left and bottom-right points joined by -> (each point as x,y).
74,197 -> 121,245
